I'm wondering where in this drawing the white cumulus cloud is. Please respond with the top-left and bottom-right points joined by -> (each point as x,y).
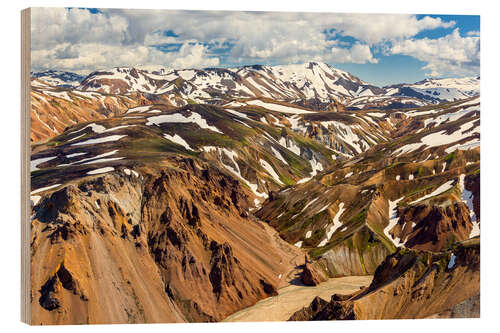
30,8 -> 467,77
322,14 -> 455,44
331,43 -> 378,64
391,28 -> 480,77
171,44 -> 220,68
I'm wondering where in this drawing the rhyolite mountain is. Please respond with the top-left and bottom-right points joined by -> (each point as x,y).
29,62 -> 479,143
29,62 -> 480,324
258,97 -> 479,277
30,63 -> 480,143
76,62 -> 384,106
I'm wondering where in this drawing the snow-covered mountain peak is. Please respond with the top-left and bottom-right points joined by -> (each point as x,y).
31,63 -> 480,108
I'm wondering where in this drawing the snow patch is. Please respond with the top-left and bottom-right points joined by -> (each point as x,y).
318,204 -> 331,213
225,108 -> 250,120
259,159 -> 284,185
393,143 -> 426,157
30,195 -> 41,207
270,146 -> 288,165
410,180 -> 455,205
67,133 -> 87,143
301,198 -> 319,213
71,135 -> 127,146
318,203 -> 345,247
126,105 -> 151,114
247,100 -> 312,114
66,152 -> 87,158
31,183 -> 61,195
297,157 -> 323,184
71,150 -> 119,165
31,156 -> 57,172
146,112 -> 223,134
219,148 -> 267,199
164,133 -> 194,151
278,137 -> 300,156
367,112 -> 385,118
444,139 -> 480,154
87,167 -> 115,175
385,197 -> 404,247
202,146 -> 217,153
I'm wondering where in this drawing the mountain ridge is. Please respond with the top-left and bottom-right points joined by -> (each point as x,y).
32,62 -> 480,108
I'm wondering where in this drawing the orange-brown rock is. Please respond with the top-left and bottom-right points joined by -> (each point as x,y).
288,296 -> 329,321
30,158 -> 301,324
289,239 -> 480,320
30,87 -> 145,143
301,263 -> 327,286
395,202 -> 473,251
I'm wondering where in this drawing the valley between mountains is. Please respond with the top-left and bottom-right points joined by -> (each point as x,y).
29,62 -> 480,324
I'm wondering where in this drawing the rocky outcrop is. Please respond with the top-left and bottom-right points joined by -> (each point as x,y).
319,242 -> 389,277
395,202 -> 473,251
142,161 -> 280,321
288,296 -> 329,321
38,262 -> 87,311
30,158 -> 294,324
301,263 -> 327,286
289,239 -> 480,320
30,173 -> 185,325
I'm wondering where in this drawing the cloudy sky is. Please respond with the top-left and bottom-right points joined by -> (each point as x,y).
31,8 -> 480,86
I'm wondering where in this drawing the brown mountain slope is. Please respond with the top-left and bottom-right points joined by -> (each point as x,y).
30,157 -> 303,324
30,81 -> 145,142
30,79 -> 187,143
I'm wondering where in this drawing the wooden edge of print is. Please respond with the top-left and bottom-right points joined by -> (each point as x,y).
21,7 -> 31,325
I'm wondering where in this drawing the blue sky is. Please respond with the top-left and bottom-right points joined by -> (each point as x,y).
336,15 -> 480,85
31,9 -> 480,86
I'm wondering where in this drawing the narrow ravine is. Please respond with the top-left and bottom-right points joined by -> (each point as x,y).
223,275 -> 373,322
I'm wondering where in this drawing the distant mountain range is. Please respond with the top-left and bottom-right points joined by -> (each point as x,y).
31,70 -> 85,88
31,62 -> 479,109
385,77 -> 480,103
